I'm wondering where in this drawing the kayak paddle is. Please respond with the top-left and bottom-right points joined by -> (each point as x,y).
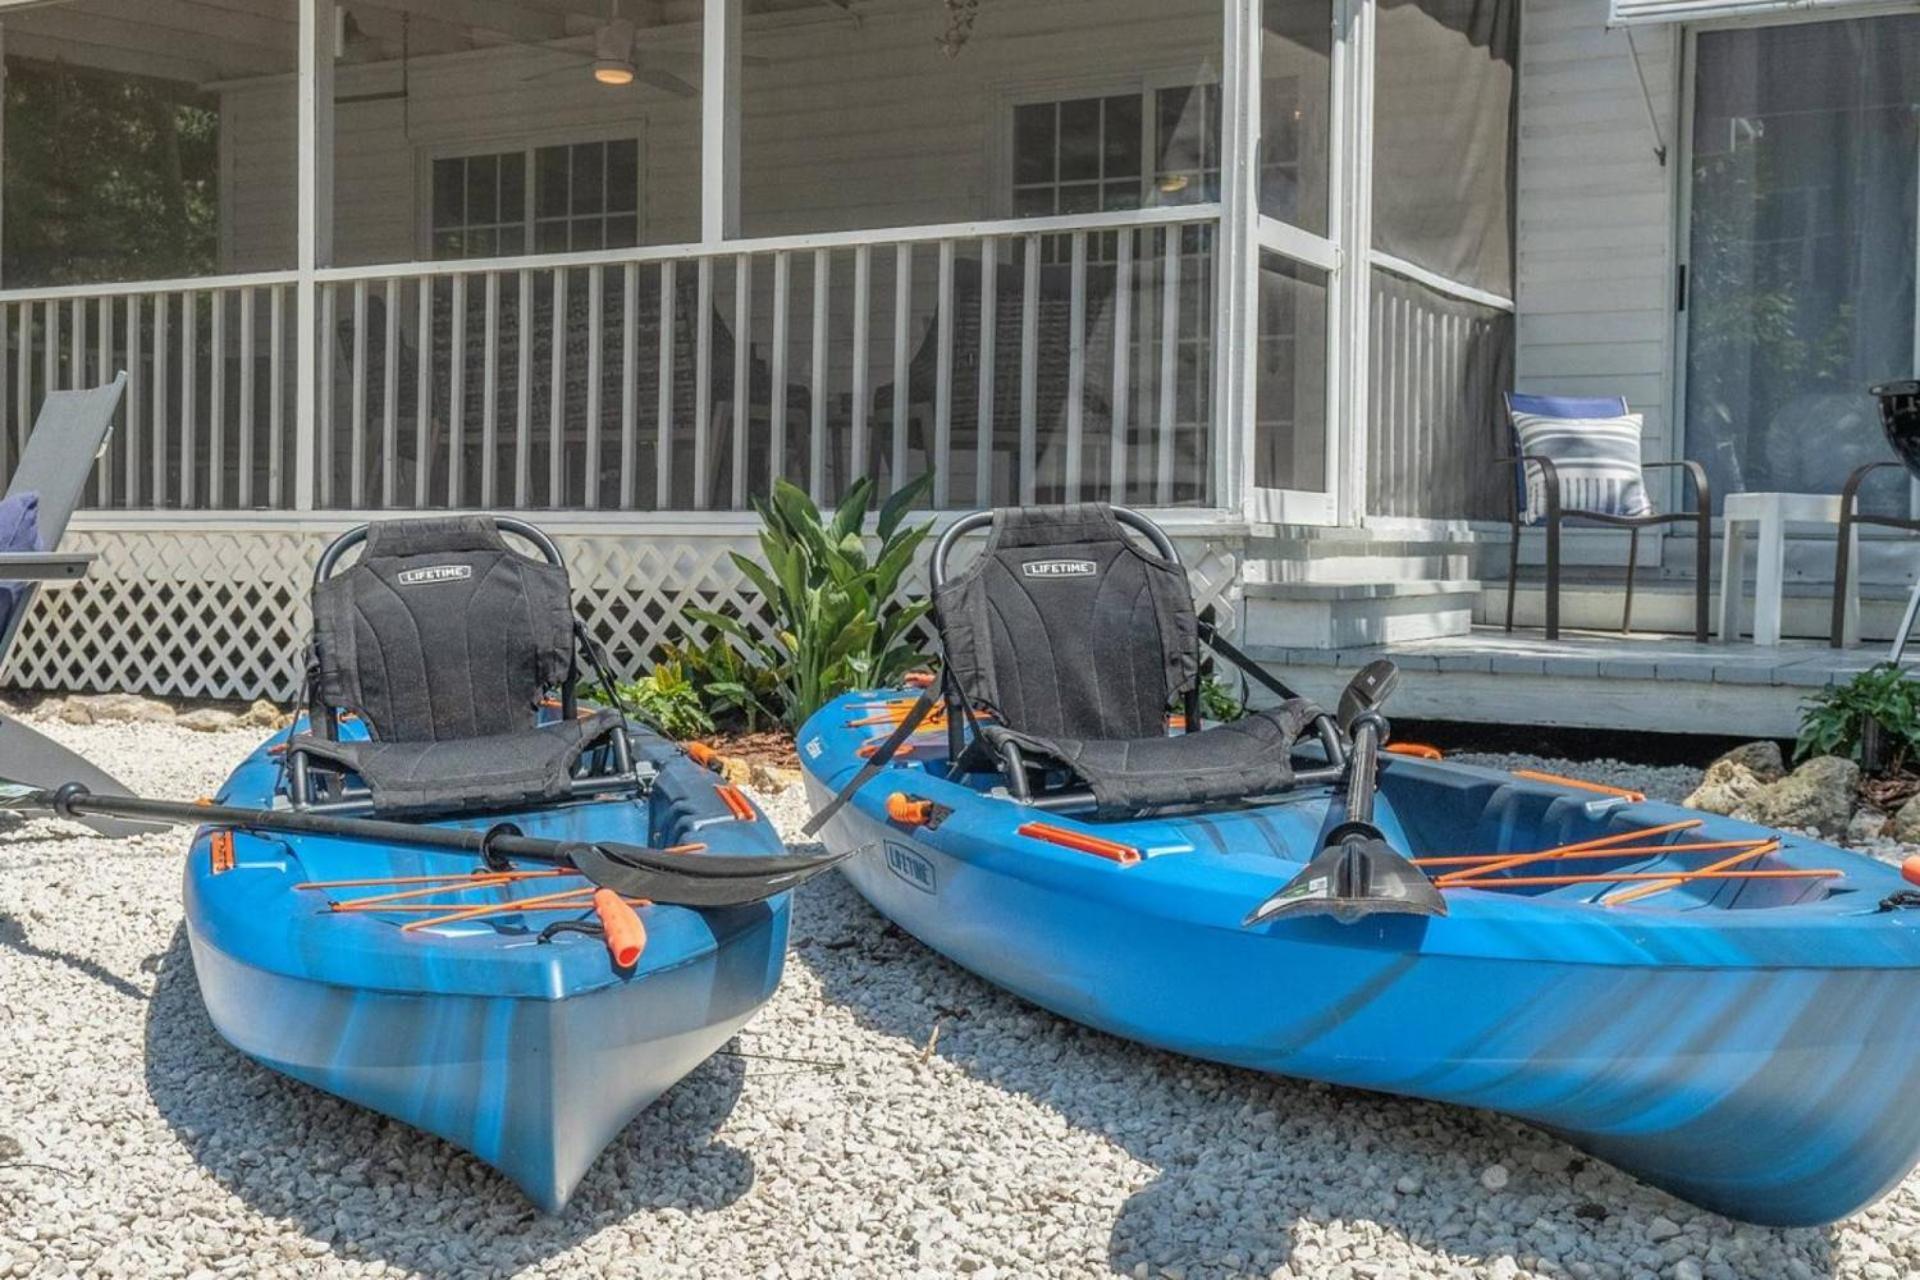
1244,660 -> 1448,925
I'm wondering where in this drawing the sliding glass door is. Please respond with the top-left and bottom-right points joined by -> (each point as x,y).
1681,15 -> 1920,512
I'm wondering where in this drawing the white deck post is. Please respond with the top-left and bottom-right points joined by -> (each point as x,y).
294,0 -> 335,512
702,0 -> 742,245
1218,0 -> 1257,519
1334,0 -> 1375,526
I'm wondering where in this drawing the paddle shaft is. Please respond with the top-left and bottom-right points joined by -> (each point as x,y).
30,783 -> 598,866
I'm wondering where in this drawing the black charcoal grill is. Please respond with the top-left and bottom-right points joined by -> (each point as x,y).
1871,380 -> 1920,663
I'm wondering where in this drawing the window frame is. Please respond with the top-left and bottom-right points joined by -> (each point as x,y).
414,124 -> 648,262
994,69 -> 1226,221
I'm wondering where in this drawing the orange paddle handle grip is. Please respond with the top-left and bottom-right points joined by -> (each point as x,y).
593,889 -> 647,969
1903,855 -> 1920,888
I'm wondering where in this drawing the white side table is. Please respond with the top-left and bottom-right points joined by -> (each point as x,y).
1718,491 -> 1855,646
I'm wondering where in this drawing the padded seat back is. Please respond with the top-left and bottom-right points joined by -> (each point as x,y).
309,515 -> 575,743
933,503 -> 1198,742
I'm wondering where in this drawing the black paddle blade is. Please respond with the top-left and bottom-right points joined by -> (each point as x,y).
571,840 -> 855,907
1243,822 -> 1447,926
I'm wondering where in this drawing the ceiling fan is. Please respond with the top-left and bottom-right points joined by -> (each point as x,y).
518,2 -> 767,99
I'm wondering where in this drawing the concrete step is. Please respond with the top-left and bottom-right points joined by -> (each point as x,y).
1244,578 -> 1480,649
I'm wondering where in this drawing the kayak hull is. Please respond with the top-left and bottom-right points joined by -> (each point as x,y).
800,690 -> 1920,1227
183,725 -> 789,1211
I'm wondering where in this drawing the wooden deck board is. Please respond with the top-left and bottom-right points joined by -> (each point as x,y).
1255,629 -> 1906,738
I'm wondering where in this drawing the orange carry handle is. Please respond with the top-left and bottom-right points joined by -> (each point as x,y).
594,888 -> 648,968
715,784 -> 756,821
208,830 -> 235,875
1384,743 -> 1443,760
687,742 -> 720,769
1903,855 -> 1920,888
886,793 -> 933,826
1016,821 -> 1141,867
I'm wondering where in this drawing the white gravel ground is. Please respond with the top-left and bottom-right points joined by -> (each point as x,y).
1,715 -> 1917,1280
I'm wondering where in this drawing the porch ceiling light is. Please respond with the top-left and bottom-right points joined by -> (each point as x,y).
593,18 -> 638,86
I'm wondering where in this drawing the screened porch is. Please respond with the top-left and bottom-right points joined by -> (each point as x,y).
0,0 -> 1518,527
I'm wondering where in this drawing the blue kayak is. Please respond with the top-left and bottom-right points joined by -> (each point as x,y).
800,686 -> 1920,1227
183,720 -> 789,1212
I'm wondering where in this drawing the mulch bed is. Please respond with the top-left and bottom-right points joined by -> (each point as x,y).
708,729 -> 798,768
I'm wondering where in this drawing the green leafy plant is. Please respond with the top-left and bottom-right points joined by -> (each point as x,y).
1199,672 -> 1244,723
675,636 -> 782,733
618,658 -> 715,742
1796,664 -> 1920,771
692,474 -> 935,729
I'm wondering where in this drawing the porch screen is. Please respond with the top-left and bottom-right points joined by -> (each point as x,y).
1372,0 -> 1517,299
1367,0 -> 1518,520
1682,16 -> 1920,513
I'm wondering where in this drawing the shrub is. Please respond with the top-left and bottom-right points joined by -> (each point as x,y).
1199,673 -> 1244,723
1796,663 -> 1920,771
618,657 -> 715,741
692,474 -> 934,729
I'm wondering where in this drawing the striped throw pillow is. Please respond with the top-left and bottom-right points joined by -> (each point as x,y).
1510,411 -> 1652,525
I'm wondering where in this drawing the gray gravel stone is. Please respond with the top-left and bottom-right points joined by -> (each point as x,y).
0,718 -> 1913,1279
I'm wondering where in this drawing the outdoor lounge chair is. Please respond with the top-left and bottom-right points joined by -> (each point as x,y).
1500,392 -> 1711,642
284,514 -> 637,817
0,372 -> 160,835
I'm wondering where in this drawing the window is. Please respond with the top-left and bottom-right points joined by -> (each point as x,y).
1011,83 -> 1220,217
1683,17 -> 1920,513
431,138 -> 639,260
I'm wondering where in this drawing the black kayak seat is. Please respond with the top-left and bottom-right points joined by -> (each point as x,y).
931,503 -> 1320,812
288,515 -> 624,817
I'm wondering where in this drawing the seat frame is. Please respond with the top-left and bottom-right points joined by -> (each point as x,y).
287,515 -> 640,813
929,505 -> 1345,812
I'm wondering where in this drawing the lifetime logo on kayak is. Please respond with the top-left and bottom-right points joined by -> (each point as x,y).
1021,559 -> 1097,579
397,564 -> 474,586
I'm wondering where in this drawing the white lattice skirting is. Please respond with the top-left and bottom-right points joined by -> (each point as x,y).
7,520 -> 1244,703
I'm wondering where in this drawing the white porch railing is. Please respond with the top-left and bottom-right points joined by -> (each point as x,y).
0,273 -> 300,511
0,207 -> 1221,516
314,206 -> 1221,513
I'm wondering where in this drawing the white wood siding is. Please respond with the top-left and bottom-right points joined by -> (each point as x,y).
1515,0 -> 1678,462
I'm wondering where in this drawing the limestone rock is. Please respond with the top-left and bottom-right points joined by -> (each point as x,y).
1741,755 -> 1860,837
748,761 -> 802,794
1706,740 -> 1785,784
1849,807 -> 1892,845
1682,760 -> 1766,816
719,755 -> 755,787
238,699 -> 293,730
56,693 -> 175,725
176,707 -> 241,733
1892,794 -> 1920,844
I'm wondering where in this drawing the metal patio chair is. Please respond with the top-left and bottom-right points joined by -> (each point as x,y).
1499,392 -> 1711,642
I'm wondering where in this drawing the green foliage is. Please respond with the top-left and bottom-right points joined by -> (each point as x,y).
4,63 -> 219,288
1199,673 -> 1244,723
691,474 -> 935,730
675,636 -> 782,733
617,658 -> 715,742
1796,664 -> 1920,769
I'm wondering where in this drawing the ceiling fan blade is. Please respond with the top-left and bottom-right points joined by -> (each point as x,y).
632,65 -> 699,97
519,54 -> 592,83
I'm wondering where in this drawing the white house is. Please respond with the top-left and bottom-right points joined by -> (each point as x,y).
0,0 -> 1912,736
